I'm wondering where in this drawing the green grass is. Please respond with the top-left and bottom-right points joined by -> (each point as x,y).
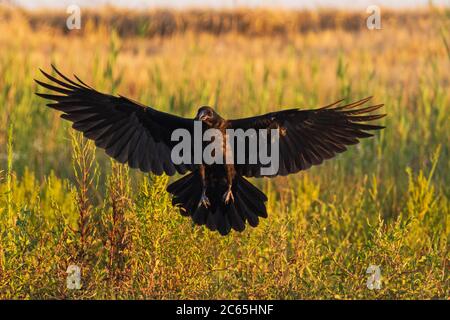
0,8 -> 448,299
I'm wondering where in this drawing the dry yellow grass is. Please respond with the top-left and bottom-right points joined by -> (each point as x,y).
0,7 -> 448,299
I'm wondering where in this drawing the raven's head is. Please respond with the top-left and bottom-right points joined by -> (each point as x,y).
195,106 -> 221,126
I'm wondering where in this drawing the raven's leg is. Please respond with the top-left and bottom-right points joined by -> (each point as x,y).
198,164 -> 210,208
223,164 -> 235,204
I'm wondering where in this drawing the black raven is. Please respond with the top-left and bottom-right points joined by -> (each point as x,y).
36,66 -> 385,235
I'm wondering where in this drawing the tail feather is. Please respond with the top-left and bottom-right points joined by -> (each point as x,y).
192,205 -> 208,225
166,172 -> 197,194
228,203 -> 245,232
236,181 -> 268,218
239,177 -> 268,201
167,172 -> 268,235
234,192 -> 259,227
168,172 -> 202,216
206,209 -> 217,231
216,207 -> 231,235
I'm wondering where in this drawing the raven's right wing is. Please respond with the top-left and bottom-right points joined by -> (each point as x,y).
229,97 -> 385,177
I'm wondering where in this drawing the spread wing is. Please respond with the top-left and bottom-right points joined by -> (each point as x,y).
35,65 -> 195,176
229,97 -> 386,177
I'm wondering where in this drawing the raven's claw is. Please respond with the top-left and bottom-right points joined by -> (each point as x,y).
198,191 -> 211,208
222,189 -> 234,204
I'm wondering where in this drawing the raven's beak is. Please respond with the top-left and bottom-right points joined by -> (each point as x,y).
196,110 -> 209,121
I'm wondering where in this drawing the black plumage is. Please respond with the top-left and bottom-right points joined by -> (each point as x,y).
36,66 -> 385,235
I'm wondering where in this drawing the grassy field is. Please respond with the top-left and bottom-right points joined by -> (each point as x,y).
0,7 -> 448,299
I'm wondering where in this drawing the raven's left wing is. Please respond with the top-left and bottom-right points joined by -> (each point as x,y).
229,97 -> 386,177
35,66 -> 195,176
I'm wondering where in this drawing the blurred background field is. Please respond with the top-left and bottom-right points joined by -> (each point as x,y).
0,5 -> 448,299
